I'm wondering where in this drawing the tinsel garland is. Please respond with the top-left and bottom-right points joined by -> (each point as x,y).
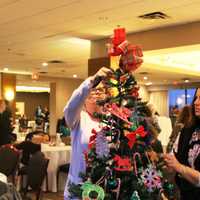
96,130 -> 110,158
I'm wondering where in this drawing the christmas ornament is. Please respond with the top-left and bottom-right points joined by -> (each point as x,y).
120,45 -> 143,72
130,191 -> 141,200
140,164 -> 162,192
96,130 -> 110,158
104,103 -> 133,126
88,129 -> 97,149
133,152 -> 142,176
107,177 -> 118,190
81,181 -> 105,200
109,78 -> 118,85
130,87 -> 139,98
108,28 -> 127,56
107,87 -> 119,97
113,155 -> 132,171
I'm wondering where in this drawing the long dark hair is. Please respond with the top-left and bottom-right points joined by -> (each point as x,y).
191,88 -> 200,126
177,105 -> 193,128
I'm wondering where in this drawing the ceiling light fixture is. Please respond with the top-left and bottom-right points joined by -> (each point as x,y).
73,74 -> 77,78
184,79 -> 189,83
16,86 -> 50,93
145,82 -> 152,86
42,62 -> 48,67
143,76 -> 148,80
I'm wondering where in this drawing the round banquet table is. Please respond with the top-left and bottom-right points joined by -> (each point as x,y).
41,143 -> 71,192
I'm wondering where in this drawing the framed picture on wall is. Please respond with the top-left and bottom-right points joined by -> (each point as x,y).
16,102 -> 25,117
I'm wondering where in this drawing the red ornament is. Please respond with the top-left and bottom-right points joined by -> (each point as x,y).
120,45 -> 143,72
113,155 -> 132,171
112,28 -> 126,46
88,129 -> 97,149
104,103 -> 132,126
131,87 -> 140,98
108,28 -> 127,56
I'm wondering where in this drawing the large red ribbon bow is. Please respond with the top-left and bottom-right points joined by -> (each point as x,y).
125,125 -> 147,148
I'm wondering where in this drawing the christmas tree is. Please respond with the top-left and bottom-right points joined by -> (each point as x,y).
69,28 -> 174,200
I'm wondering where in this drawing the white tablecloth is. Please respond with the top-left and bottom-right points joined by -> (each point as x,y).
41,144 -> 71,192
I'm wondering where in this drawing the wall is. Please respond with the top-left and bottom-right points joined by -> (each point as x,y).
16,75 -> 83,135
138,85 -> 149,102
91,21 -> 200,58
55,78 -> 83,118
16,92 -> 49,120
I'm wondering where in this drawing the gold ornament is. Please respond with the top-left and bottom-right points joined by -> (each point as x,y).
110,78 -> 118,85
108,87 -> 119,97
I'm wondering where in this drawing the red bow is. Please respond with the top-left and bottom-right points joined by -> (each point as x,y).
107,28 -> 144,72
135,126 -> 147,137
125,126 -> 147,148
125,132 -> 136,149
120,45 -> 143,72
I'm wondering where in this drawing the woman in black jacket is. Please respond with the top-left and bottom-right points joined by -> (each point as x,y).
0,100 -> 12,146
164,88 -> 200,200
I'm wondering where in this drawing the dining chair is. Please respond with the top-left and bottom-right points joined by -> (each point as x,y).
0,144 -> 20,184
56,163 -> 70,192
23,152 -> 49,200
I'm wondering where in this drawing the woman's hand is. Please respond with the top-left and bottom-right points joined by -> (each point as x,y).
92,67 -> 113,88
95,67 -> 113,78
163,154 -> 182,173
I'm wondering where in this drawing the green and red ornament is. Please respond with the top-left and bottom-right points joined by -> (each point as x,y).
81,181 -> 105,200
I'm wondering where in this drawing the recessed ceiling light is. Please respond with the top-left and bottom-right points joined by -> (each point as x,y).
145,82 -> 152,86
184,79 -> 189,83
73,74 -> 77,78
143,76 -> 148,80
3,68 -> 8,71
42,62 -> 48,67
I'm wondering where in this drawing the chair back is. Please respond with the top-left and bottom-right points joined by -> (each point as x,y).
0,145 -> 20,176
15,140 -> 41,165
26,152 -> 49,190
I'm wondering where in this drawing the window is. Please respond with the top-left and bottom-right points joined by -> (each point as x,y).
169,88 -> 196,111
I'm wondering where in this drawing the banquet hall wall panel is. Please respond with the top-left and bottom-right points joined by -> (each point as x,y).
90,21 -> 200,58
16,92 -> 49,120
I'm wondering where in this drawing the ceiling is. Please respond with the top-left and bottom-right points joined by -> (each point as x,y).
1,0 -> 200,86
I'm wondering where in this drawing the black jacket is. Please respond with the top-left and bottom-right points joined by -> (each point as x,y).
175,125 -> 200,200
0,111 -> 12,146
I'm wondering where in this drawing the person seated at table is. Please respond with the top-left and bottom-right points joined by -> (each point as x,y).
31,133 -> 50,144
25,129 -> 50,143
15,140 -> 41,165
18,114 -> 28,132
